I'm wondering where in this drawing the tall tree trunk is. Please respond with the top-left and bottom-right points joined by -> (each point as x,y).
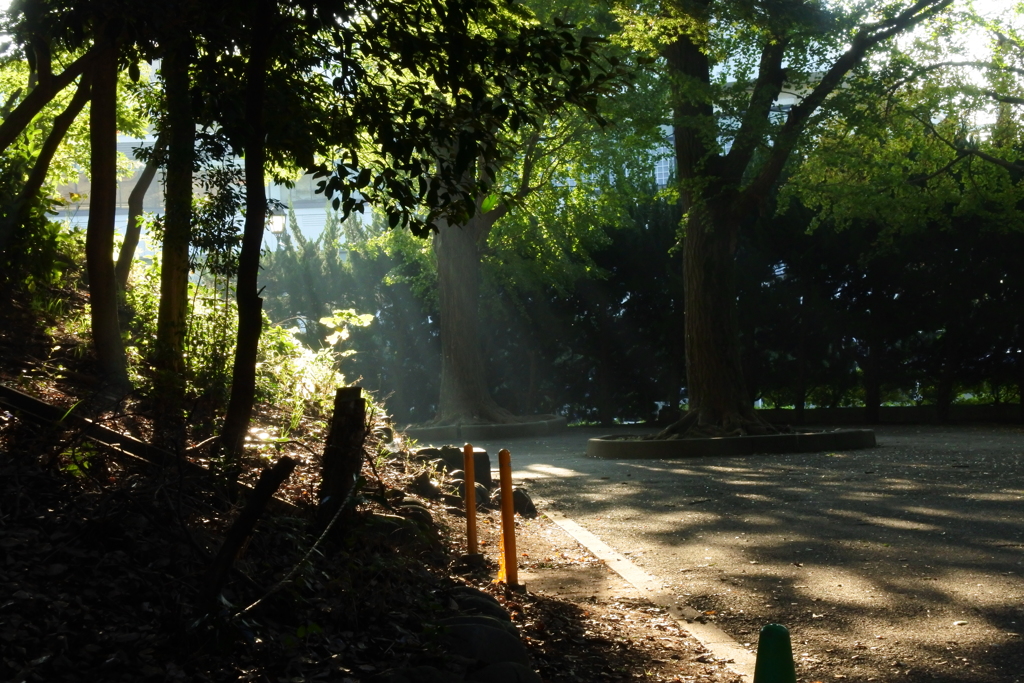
85,43 -> 129,388
794,298 -> 806,424
115,135 -> 164,290
935,372 -> 953,424
682,202 -> 761,432
433,214 -> 514,425
153,41 -> 194,442
659,25 -> 766,436
863,340 -> 881,424
218,2 -> 271,462
653,2 -> 947,439
0,72 -> 92,256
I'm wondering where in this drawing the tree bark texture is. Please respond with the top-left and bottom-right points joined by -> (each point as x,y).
115,135 -> 164,290
317,386 -> 366,529
0,72 -> 92,256
682,203 -> 759,430
433,214 -> 516,425
219,3 -> 270,462
153,42 -> 194,440
664,30 -> 762,434
85,43 -> 129,388
862,341 -> 881,424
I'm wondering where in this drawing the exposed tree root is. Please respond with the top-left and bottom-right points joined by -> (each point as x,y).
647,409 -> 790,440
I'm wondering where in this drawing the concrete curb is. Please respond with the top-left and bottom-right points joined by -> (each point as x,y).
404,416 -> 568,444
587,428 -> 876,459
543,510 -> 756,681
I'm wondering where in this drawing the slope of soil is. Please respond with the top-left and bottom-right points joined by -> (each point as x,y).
0,286 -> 739,682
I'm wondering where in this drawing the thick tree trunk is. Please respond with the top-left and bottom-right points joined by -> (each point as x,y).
433,214 -> 515,425
682,203 -> 761,432
794,300 -> 806,424
862,341 -> 881,424
656,28 -> 768,437
153,43 -> 194,440
115,135 -> 164,290
85,43 -> 129,388
652,3 -> 943,439
935,373 -> 953,424
0,72 -> 92,256
218,3 -> 270,463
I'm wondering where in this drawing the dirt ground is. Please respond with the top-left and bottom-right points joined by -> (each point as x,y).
468,508 -> 744,682
467,425 -> 1024,683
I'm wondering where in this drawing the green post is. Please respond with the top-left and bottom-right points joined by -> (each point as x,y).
752,623 -> 796,683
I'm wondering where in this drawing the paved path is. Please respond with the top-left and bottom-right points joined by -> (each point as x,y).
468,424 -> 1024,683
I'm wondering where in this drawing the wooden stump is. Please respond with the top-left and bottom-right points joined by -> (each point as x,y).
317,386 -> 366,529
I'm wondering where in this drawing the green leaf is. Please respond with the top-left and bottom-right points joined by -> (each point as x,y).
481,193 -> 500,213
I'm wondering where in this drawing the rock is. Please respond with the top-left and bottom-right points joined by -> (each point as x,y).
449,585 -> 504,609
413,447 -> 443,460
446,468 -> 466,483
440,614 -> 519,637
408,471 -> 442,499
452,553 -> 488,573
450,589 -> 511,622
456,481 -> 490,508
440,623 -> 530,666
373,665 -> 450,683
395,502 -> 433,526
437,446 -> 493,488
364,513 -> 428,549
491,487 -> 538,518
512,488 -> 537,518
466,662 -> 542,683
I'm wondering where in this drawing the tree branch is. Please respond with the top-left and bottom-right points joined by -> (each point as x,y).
0,47 -> 97,154
909,109 -> 1024,173
890,60 -> 1024,93
984,91 -> 1024,105
723,36 -> 788,179
116,134 -> 166,289
742,0 -> 953,207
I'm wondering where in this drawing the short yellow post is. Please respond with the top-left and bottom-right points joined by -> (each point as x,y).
498,448 -> 518,586
463,443 -> 477,554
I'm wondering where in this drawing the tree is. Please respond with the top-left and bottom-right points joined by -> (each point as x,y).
1,1 -> 155,387
614,0 -> 956,436
780,6 -> 1024,420
426,0 -> 667,426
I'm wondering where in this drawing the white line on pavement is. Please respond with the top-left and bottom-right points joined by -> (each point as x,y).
544,509 -> 757,682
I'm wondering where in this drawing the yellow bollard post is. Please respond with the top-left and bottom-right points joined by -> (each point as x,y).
498,448 -> 518,586
463,443 -> 478,555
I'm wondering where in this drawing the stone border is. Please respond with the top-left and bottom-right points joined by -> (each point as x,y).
587,428 -> 876,459
403,416 -> 567,444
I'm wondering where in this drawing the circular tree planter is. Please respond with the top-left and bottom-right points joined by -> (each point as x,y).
587,428 -> 876,459
404,415 -> 567,444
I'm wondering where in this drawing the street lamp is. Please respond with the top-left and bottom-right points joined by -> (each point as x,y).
267,214 -> 285,235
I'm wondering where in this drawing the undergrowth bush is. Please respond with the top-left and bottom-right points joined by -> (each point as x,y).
124,256 -> 354,431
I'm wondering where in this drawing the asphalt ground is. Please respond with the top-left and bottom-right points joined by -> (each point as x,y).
466,424 -> 1024,683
